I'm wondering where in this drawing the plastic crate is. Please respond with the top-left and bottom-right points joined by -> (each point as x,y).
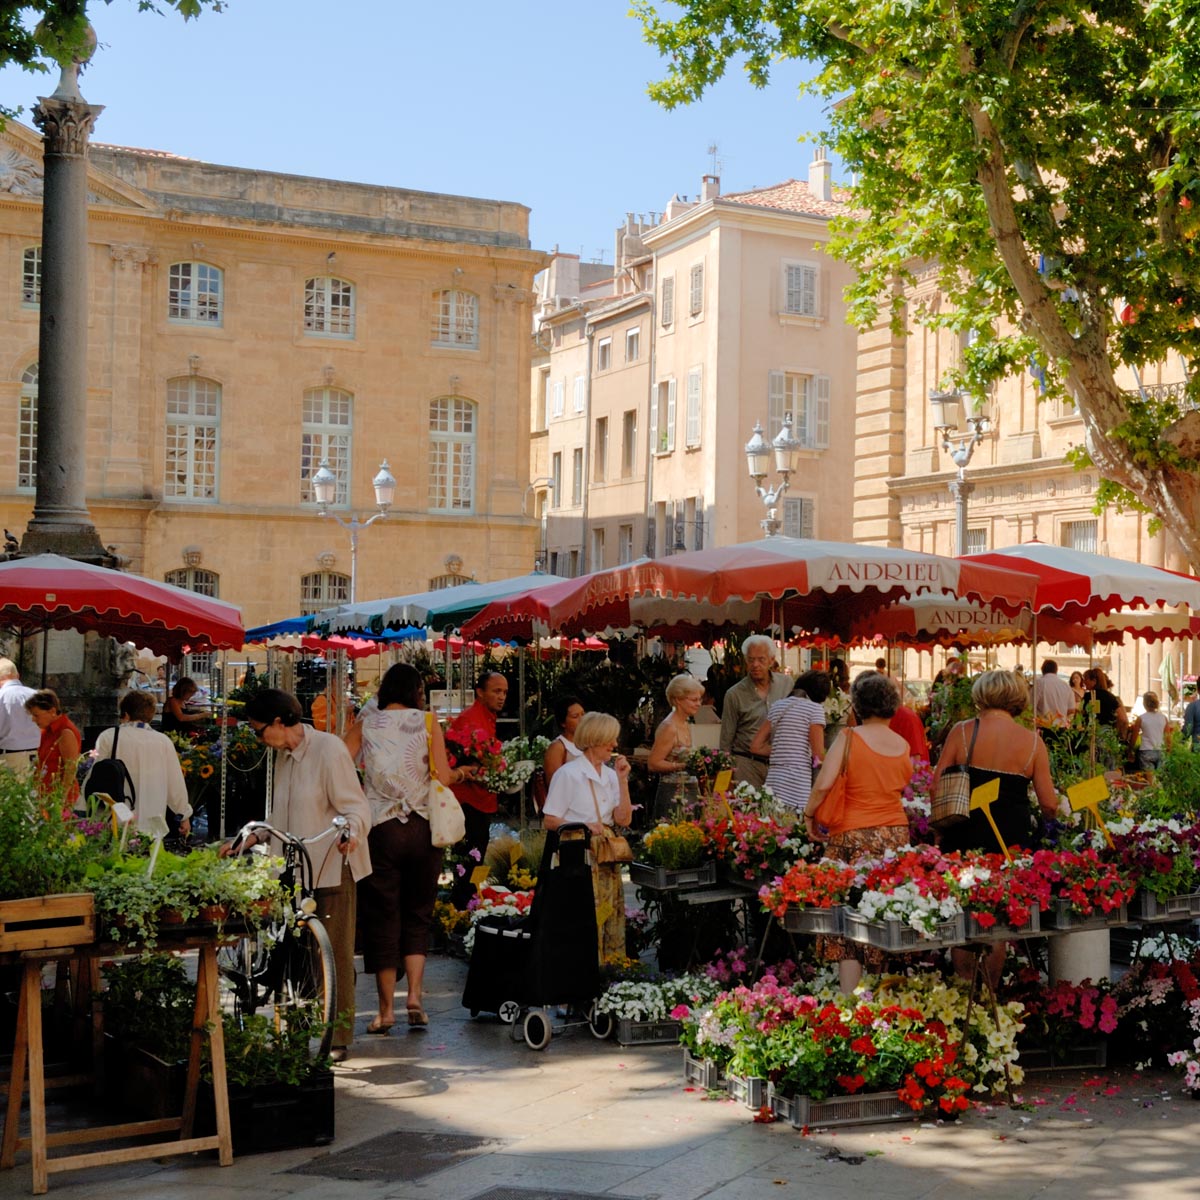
1128,890 -> 1200,923
682,1049 -> 723,1089
1018,1041 -> 1108,1071
630,861 -> 718,891
842,909 -> 965,951
1042,898 -> 1128,931
781,905 -> 843,935
963,908 -> 1041,941
615,1017 -> 682,1046
726,1073 -> 766,1109
767,1083 -> 914,1129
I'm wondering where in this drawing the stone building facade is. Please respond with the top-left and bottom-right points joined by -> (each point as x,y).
0,119 -> 545,631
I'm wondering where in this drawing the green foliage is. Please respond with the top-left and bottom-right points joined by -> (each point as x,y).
209,1008 -> 329,1089
0,772 -> 88,900
102,953 -> 194,1063
1145,740 -> 1200,818
636,0 -> 1200,559
641,821 -> 707,869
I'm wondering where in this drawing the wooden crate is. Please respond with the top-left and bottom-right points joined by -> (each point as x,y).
0,893 -> 94,953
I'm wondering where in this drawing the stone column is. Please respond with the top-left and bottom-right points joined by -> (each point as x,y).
19,65 -> 111,563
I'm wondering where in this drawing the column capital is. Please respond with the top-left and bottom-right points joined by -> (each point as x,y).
33,94 -> 104,158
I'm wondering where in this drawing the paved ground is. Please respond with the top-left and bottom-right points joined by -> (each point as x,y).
5,953 -> 1200,1200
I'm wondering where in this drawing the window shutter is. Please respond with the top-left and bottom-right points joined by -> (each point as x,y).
768,370 -> 786,438
661,277 -> 674,326
814,375 -> 831,448
686,368 -> 702,447
666,379 -> 677,452
783,498 -> 815,539
649,385 -> 659,454
796,376 -> 810,446
801,266 -> 817,316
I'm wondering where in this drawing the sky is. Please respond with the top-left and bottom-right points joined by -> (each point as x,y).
0,0 -> 836,261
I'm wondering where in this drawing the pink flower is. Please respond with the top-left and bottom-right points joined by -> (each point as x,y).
670,1004 -> 691,1020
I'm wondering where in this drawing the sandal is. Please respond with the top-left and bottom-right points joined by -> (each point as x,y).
365,1019 -> 394,1035
407,1007 -> 429,1028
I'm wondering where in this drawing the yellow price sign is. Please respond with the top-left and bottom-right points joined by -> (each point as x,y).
969,777 -> 1012,861
1067,775 -> 1113,847
470,865 -> 491,886
712,768 -> 733,796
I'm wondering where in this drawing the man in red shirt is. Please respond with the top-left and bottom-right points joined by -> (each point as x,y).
448,671 -> 508,907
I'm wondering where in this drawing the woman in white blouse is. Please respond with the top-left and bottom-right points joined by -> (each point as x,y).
543,712 -> 632,963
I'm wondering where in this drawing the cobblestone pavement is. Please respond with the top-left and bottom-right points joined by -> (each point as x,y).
4,952 -> 1200,1200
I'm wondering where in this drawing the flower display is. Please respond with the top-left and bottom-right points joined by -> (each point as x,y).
595,973 -> 720,1022
1005,966 -> 1117,1061
1110,818 -> 1200,904
460,886 -> 534,955
902,758 -> 935,843
945,854 -> 1053,930
685,746 -> 735,788
1024,847 -> 1137,917
758,860 -> 859,916
854,846 -> 962,936
640,821 -> 708,870
168,722 -> 265,779
702,811 -> 809,883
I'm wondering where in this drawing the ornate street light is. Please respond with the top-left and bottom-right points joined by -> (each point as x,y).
930,389 -> 990,555
311,458 -> 396,603
745,413 -> 801,537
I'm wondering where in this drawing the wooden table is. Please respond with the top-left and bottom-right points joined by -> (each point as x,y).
1,933 -> 233,1194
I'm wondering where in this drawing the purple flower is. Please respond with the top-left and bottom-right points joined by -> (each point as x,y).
469,848 -> 483,862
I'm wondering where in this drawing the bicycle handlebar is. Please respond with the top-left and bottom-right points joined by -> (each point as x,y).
229,815 -> 350,853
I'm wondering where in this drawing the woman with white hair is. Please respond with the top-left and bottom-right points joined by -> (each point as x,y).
719,634 -> 792,786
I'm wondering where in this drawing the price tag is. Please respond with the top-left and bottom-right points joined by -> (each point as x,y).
969,777 -> 1012,860
713,768 -> 733,795
1067,775 -> 1113,847
470,865 -> 491,886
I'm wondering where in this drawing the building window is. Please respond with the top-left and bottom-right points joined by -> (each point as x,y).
1062,519 -> 1098,554
571,447 -> 584,506
21,247 -> 40,307
625,327 -> 640,362
767,371 -> 830,448
431,289 -> 478,348
685,367 -> 703,448
168,261 -> 223,325
964,528 -> 988,555
536,368 -> 550,430
689,263 -> 704,316
304,276 -> 355,338
651,378 -> 677,454
591,527 -> 605,570
429,571 -> 473,590
782,261 -> 818,317
300,571 -> 350,616
621,409 -> 637,477
573,373 -> 585,413
548,550 -> 559,575
661,275 -> 675,327
165,567 -> 220,597
17,364 -> 37,491
597,337 -> 612,371
428,395 -> 476,512
550,451 -> 562,508
594,416 -> 608,482
567,548 -> 581,577
301,387 -> 353,505
618,523 -> 634,565
165,376 -> 220,501
551,379 -> 565,418
783,497 -> 815,539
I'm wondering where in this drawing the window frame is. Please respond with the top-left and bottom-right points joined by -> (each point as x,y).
780,259 -> 820,320
1061,519 -> 1098,554
767,370 -> 831,449
660,274 -> 675,328
427,395 -> 477,514
168,261 -> 224,327
625,326 -> 640,363
21,246 -> 41,308
621,409 -> 637,477
685,366 -> 703,449
164,376 -> 221,502
594,416 -> 608,482
17,363 -> 37,492
596,337 -> 612,372
550,451 -> 563,508
165,567 -> 220,597
431,288 -> 479,349
301,387 -> 354,506
689,262 -> 704,317
571,447 -> 584,506
300,571 -> 350,616
650,378 -> 677,455
303,276 -> 356,339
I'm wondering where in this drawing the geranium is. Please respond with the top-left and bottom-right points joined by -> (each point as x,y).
1005,966 -> 1116,1062
1025,847 -> 1137,916
758,860 -> 858,916
703,810 -> 808,882
1167,999 -> 1200,1094
1112,953 -> 1200,1068
946,853 -> 1053,930
899,1043 -> 972,1116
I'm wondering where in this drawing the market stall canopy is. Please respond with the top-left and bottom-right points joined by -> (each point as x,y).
244,618 -> 422,659
462,539 -> 1039,642
960,542 -> 1200,620
314,572 -> 568,636
0,553 -> 244,655
1089,608 -> 1200,642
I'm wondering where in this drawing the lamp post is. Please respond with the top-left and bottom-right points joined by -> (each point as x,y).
930,389 -> 990,556
745,413 -> 802,537
311,458 -> 396,603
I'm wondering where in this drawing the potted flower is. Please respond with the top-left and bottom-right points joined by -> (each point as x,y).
844,847 -> 964,948
759,860 -> 858,935
1111,818 -> 1200,921
704,811 -> 809,887
685,746 -> 735,795
1004,965 -> 1115,1069
947,854 -> 1052,939
632,821 -> 716,891
1029,847 -> 1137,928
594,973 -> 719,1045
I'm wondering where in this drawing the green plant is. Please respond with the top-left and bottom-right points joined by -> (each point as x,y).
640,821 -> 707,870
0,773 -> 88,900
209,1008 -> 331,1088
1147,741 -> 1200,819
102,954 -> 194,1063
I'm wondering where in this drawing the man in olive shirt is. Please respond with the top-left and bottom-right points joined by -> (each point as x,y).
719,635 -> 793,786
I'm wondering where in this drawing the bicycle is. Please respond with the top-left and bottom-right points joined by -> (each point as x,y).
217,816 -> 349,1060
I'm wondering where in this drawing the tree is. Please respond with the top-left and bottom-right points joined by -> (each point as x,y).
1,1 -> 224,120
637,0 -> 1200,564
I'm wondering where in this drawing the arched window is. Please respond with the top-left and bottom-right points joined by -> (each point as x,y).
17,364 -> 37,490
168,261 -> 223,325
21,247 -> 40,307
428,396 -> 476,513
165,377 -> 221,501
301,388 -> 352,505
431,289 -> 478,349
304,276 -> 355,337
300,571 -> 350,615
165,567 -> 220,597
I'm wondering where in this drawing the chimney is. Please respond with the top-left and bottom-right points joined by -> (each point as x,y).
701,173 -> 720,202
809,146 -> 832,202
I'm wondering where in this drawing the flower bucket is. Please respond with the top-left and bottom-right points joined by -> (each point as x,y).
726,1073 -> 766,1110
1042,897 -> 1128,931
781,904 -> 843,936
1128,890 -> 1200,924
629,861 -> 718,891
842,909 -> 965,951
767,1083 -> 914,1129
682,1049 -> 723,1090
963,908 -> 1041,941
614,1017 -> 682,1046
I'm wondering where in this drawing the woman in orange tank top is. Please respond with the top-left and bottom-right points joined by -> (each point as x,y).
805,671 -> 914,993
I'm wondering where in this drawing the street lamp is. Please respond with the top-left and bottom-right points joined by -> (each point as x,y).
745,413 -> 802,536
311,458 -> 396,603
930,389 -> 990,555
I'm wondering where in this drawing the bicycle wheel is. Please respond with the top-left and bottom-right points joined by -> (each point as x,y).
216,932 -> 272,1017
275,916 -> 337,1060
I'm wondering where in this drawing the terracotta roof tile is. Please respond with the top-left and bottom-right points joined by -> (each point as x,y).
719,178 -> 853,220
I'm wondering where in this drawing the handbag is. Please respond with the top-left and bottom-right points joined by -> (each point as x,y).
589,779 -> 634,864
424,713 -> 466,848
810,729 -> 853,831
931,719 -> 980,831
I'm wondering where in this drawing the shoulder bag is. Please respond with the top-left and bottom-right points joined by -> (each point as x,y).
589,779 -> 633,864
424,712 -> 466,848
809,728 -> 853,831
931,719 -> 979,830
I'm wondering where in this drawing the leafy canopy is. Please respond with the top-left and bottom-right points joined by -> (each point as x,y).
637,0 -> 1200,554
